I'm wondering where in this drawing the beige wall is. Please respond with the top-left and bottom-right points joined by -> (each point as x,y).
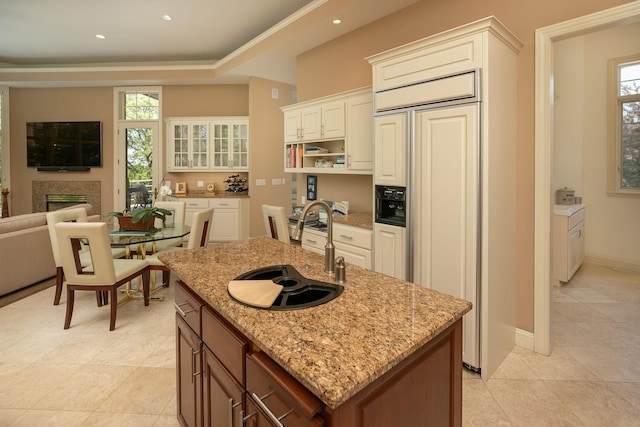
8,84 -> 290,227
293,0 -> 635,333
9,87 -> 114,215
581,24 -> 640,265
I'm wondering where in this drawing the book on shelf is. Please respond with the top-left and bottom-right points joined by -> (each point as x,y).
305,146 -> 328,154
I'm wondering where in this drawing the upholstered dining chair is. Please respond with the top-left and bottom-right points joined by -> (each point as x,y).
54,222 -> 150,331
145,207 -> 214,287
47,207 -> 127,306
262,204 -> 290,244
148,200 -> 186,251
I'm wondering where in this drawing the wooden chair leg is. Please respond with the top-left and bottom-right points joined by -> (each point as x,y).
142,270 -> 150,306
64,287 -> 75,329
53,267 -> 64,306
162,270 -> 171,287
109,287 -> 118,331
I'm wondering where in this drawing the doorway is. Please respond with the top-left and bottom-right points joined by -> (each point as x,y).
115,121 -> 160,213
534,2 -> 640,356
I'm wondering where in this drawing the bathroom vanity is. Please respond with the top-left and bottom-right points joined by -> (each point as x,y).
160,237 -> 471,426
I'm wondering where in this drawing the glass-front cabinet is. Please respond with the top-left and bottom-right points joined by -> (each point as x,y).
212,118 -> 249,171
167,120 -> 210,171
166,117 -> 249,172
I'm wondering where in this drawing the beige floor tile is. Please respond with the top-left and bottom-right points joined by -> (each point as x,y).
141,335 -> 176,368
0,362 -> 78,409
517,347 -> 597,381
576,320 -> 640,348
462,378 -> 512,426
162,393 -> 177,416
152,414 -> 182,426
489,352 -> 538,380
0,408 -> 26,426
563,346 -> 640,381
33,364 -> 136,412
606,381 -> 640,409
551,320 -> 598,348
588,302 -> 640,323
544,380 -> 640,426
89,334 -> 171,367
96,367 -> 175,415
79,412 -> 161,426
551,301 -> 612,322
7,409 -> 90,427
485,379 -> 583,426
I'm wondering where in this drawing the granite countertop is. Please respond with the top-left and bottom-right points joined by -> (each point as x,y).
159,236 -> 471,409
333,211 -> 373,230
553,203 -> 585,216
171,191 -> 250,199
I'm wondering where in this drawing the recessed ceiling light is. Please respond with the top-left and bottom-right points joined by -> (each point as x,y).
332,19 -> 342,24
95,34 -> 106,39
162,15 -> 173,21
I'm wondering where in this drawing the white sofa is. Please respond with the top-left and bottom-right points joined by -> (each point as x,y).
0,204 -> 95,297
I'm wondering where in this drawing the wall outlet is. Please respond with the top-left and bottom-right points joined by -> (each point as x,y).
197,181 -> 204,187
301,196 -> 306,204
272,88 -> 279,99
256,179 -> 266,186
281,177 -> 286,185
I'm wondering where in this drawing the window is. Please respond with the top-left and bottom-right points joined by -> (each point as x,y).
0,86 -> 9,217
123,90 -> 160,120
608,56 -> 640,195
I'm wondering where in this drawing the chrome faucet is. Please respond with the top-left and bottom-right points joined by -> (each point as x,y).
292,200 -> 335,274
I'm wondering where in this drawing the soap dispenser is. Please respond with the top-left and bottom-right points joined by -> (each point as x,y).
335,256 -> 346,284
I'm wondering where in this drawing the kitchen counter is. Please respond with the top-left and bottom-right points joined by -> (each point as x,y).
170,191 -> 249,199
553,203 -> 585,216
332,211 -> 373,230
160,236 -> 471,409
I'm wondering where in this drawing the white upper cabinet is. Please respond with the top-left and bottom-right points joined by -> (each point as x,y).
167,119 -> 210,171
166,117 -> 249,172
212,118 -> 249,171
282,87 -> 372,175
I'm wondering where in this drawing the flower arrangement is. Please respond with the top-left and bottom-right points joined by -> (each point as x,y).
104,207 -> 173,231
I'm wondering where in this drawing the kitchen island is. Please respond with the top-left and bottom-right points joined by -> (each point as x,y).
160,236 -> 471,426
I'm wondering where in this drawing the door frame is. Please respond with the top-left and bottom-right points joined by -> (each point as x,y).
534,2 -> 640,355
113,121 -> 161,213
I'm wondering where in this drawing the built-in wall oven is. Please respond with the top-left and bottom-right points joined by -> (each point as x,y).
375,185 -> 406,227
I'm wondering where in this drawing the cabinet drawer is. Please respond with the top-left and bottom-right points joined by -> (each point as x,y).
175,280 -> 203,336
202,307 -> 248,385
569,209 -> 584,229
211,198 -> 240,209
334,223 -> 372,250
299,228 -> 326,252
246,352 -> 324,426
183,198 -> 209,209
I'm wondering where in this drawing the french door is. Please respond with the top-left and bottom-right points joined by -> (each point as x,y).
115,121 -> 160,213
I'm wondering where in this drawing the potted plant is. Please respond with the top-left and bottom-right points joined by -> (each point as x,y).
105,207 -> 173,231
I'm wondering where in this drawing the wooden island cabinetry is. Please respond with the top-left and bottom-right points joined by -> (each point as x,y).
168,238 -> 470,427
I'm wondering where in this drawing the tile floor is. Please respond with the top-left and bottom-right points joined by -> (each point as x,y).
0,263 -> 638,426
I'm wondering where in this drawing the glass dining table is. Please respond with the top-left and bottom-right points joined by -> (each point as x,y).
109,224 -> 190,302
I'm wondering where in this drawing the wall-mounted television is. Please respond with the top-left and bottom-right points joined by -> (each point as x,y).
26,121 -> 102,171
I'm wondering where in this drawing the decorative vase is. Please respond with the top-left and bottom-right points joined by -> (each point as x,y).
117,216 -> 155,231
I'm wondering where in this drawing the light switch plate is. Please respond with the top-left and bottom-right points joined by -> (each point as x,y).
197,181 -> 204,187
256,179 -> 266,186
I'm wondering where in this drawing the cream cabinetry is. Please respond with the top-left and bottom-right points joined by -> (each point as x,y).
211,118 -> 249,171
283,101 -> 345,143
553,205 -> 585,283
169,196 -> 249,242
373,223 -> 406,280
166,117 -> 249,172
368,17 -> 522,375
167,119 -> 211,171
374,114 -> 406,186
291,223 -> 373,269
283,87 -> 372,175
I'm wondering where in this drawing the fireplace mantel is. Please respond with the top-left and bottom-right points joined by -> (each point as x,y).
32,181 -> 101,215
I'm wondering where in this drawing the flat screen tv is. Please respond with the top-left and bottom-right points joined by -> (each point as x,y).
26,121 -> 102,171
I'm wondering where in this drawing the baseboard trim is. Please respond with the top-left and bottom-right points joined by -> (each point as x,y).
516,328 -> 535,351
584,256 -> 640,274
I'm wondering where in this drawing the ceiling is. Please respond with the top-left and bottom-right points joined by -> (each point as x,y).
0,0 -> 418,87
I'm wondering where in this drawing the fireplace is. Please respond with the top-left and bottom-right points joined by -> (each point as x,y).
33,181 -> 101,215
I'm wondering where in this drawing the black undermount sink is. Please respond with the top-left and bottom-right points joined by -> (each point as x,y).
231,264 -> 343,310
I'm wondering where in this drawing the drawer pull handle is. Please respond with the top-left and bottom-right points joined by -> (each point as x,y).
174,302 -> 196,317
305,239 -> 317,244
339,234 -> 353,239
219,203 -> 229,206
252,391 -> 292,427
191,348 -> 201,383
228,397 -> 241,427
